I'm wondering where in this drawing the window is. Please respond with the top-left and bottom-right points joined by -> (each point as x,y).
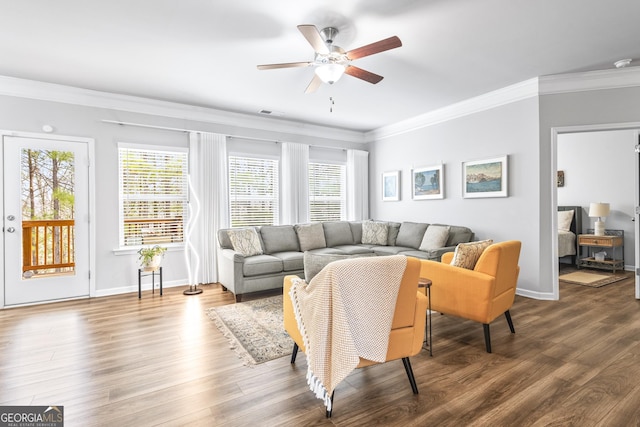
309,162 -> 346,222
228,155 -> 279,227
118,145 -> 188,247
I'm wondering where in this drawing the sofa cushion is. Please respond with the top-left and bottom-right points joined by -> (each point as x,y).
349,222 -> 363,244
419,225 -> 450,250
295,223 -> 327,251
272,251 -> 304,272
362,220 -> 389,245
387,222 -> 401,246
371,245 -> 413,256
440,224 -> 474,246
303,251 -> 374,282
395,222 -> 429,249
323,221 -> 354,247
259,225 -> 300,254
217,228 -> 234,250
450,239 -> 494,270
227,228 -> 263,257
243,254 -> 283,276
331,245 -> 376,255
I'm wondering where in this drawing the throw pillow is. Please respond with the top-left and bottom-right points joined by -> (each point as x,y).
361,221 -> 389,245
450,239 -> 493,270
558,210 -> 574,232
227,228 -> 263,257
419,225 -> 450,251
295,223 -> 327,251
303,252 -> 374,282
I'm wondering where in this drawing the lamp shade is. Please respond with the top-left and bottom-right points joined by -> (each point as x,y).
588,202 -> 610,218
315,64 -> 345,84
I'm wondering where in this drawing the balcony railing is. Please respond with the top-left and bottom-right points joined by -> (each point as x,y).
22,219 -> 75,273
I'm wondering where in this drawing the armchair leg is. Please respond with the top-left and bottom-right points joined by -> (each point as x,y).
504,310 -> 515,333
483,324 -> 492,353
402,357 -> 419,394
290,343 -> 299,364
326,391 -> 334,418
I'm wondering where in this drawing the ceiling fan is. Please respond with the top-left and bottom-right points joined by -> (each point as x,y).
257,25 -> 402,93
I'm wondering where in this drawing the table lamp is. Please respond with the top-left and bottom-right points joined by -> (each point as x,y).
588,202 -> 610,236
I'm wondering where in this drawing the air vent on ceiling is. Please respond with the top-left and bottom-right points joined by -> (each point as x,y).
259,109 -> 285,117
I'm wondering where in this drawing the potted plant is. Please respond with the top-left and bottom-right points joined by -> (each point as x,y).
138,245 -> 167,271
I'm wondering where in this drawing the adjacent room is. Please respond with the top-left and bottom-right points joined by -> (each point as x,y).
1,1 -> 640,425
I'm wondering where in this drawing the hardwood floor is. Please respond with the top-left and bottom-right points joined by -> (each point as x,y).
1,272 -> 640,426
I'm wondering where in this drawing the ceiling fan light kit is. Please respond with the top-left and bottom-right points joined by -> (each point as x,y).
257,24 -> 402,93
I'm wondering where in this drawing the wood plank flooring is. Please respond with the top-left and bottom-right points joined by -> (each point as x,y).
1,272 -> 639,426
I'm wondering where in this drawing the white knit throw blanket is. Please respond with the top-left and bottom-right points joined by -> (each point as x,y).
289,255 -> 408,411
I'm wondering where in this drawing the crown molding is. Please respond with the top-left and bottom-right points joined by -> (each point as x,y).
366,78 -> 540,141
0,75 -> 366,144
539,66 -> 640,95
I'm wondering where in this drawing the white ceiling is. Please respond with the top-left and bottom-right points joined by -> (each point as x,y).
1,0 -> 639,132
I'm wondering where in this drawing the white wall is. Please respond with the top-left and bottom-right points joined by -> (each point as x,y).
0,94 -> 363,298
557,130 -> 636,268
369,97 -> 542,295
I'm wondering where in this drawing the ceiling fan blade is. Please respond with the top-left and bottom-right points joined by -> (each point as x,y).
344,65 -> 384,84
304,74 -> 322,94
346,36 -> 402,60
257,61 -> 312,70
297,24 -> 330,55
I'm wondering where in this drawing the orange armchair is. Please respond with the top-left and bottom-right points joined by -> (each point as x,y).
419,240 -> 521,353
283,256 -> 427,417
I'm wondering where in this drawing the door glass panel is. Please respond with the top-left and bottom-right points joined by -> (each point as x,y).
21,149 -> 75,279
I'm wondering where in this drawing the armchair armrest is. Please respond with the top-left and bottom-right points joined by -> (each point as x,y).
283,275 -> 305,352
419,259 -> 495,324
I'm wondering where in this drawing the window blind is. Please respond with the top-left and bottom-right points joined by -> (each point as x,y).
228,155 -> 279,227
118,147 -> 188,247
309,162 -> 346,222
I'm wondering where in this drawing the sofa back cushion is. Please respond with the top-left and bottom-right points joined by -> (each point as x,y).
395,222 -> 429,249
349,222 -> 363,244
227,228 -> 264,257
323,221 -> 354,247
441,224 -> 474,246
362,220 -> 389,245
387,222 -> 401,246
294,223 -> 327,251
217,228 -> 234,249
259,225 -> 300,254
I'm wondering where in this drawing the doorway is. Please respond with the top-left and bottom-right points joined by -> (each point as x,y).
553,125 -> 640,300
2,133 -> 93,306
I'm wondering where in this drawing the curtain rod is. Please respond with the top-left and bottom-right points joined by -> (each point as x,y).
101,119 -> 349,150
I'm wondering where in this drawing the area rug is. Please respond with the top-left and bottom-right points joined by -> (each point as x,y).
559,270 -> 626,288
206,295 -> 293,366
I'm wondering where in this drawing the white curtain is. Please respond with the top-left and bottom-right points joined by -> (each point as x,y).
347,149 -> 369,220
189,131 -> 229,284
281,142 -> 309,224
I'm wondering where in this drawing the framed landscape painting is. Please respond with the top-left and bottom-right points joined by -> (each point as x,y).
382,170 -> 400,201
462,155 -> 508,198
412,164 -> 444,200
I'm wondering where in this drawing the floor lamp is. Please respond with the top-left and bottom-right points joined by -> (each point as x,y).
184,175 -> 203,295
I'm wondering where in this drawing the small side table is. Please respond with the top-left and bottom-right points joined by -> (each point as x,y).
577,229 -> 624,273
138,267 -> 163,299
418,277 -> 432,356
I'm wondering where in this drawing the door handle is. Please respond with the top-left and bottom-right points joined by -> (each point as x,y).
6,227 -> 15,233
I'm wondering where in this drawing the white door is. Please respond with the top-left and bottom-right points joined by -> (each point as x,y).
3,135 -> 90,305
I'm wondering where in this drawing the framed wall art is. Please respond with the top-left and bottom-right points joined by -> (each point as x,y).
382,170 -> 400,201
462,155 -> 508,198
412,164 -> 444,200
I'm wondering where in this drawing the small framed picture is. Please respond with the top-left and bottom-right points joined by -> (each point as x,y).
412,164 -> 444,200
382,170 -> 400,201
462,155 -> 508,198
557,170 -> 565,187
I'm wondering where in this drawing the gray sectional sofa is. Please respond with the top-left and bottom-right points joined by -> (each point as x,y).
217,220 -> 474,302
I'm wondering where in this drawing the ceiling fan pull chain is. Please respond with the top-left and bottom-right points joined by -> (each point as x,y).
329,97 -> 335,113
